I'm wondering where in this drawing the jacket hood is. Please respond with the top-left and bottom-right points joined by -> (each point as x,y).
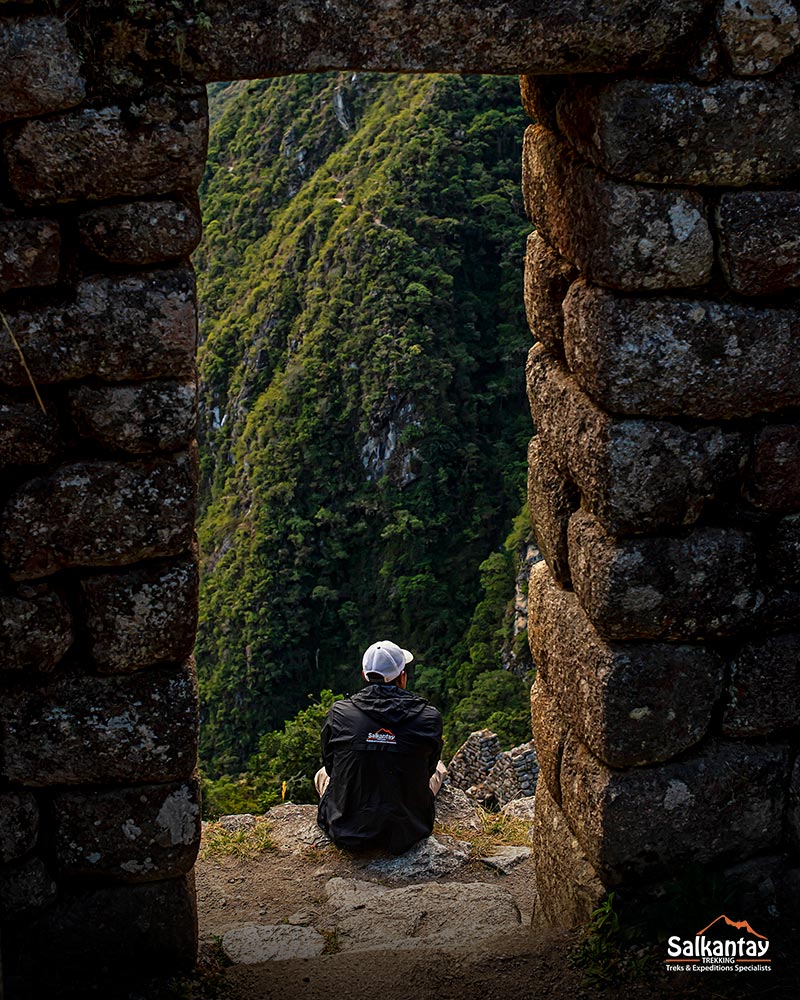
349,684 -> 431,724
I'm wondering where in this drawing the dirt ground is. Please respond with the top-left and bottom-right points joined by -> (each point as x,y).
181,812 -> 800,1000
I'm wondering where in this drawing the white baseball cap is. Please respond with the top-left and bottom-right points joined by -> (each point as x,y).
362,640 -> 414,682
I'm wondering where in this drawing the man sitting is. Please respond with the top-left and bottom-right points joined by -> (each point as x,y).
315,640 -> 447,854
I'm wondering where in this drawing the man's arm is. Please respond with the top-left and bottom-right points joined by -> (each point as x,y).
321,705 -> 336,778
427,710 -> 444,777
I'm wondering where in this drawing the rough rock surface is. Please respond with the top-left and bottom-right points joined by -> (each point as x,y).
4,91 -> 208,206
7,875 -> 198,978
527,345 -> 747,535
0,393 -> 60,470
0,218 -> 60,294
556,77 -> 800,185
0,268 -> 197,386
722,633 -> 800,735
563,281 -> 800,419
531,781 -> 604,929
523,125 -> 712,291
0,856 -> 57,918
744,425 -> 800,512
221,924 -> 325,963
432,783 -> 482,832
500,798 -> 537,821
53,779 -> 201,881
717,191 -> 800,295
767,514 -> 800,586
81,559 -> 199,673
478,846 -> 532,873
0,791 -> 38,864
0,661 -> 198,785
0,17 -> 85,124
717,0 -> 800,74
560,735 -> 789,883
67,380 -> 197,454
529,676 -> 568,807
446,730 -> 501,791
0,585 -> 73,672
324,877 -> 520,952
527,436 -> 577,585
93,0 -> 710,81
264,803 -> 331,853
523,231 -> 576,354
568,510 -> 760,640
1,453 -> 197,579
79,199 -> 202,264
361,834 -> 472,881
528,561 -> 724,766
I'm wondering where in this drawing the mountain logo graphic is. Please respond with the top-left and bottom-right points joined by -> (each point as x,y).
666,914 -> 771,970
366,728 -> 397,744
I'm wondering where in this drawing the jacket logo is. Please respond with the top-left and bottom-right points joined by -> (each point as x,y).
366,728 -> 396,744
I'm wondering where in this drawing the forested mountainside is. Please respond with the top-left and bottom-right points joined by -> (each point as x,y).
195,72 -> 534,782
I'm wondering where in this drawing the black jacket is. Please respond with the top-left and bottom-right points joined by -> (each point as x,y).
316,683 -> 443,854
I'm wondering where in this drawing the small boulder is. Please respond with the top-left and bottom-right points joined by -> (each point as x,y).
221,924 -> 325,963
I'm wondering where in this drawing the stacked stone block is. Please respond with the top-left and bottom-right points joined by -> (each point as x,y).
447,730 -> 539,806
0,11 -> 206,990
522,17 -> 800,927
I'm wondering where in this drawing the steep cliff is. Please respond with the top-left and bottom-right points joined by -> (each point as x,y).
195,73 -> 532,773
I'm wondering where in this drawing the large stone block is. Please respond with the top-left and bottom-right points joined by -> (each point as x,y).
529,562 -> 724,767
560,735 -> 789,884
529,673 -> 568,807
531,780 -> 605,929
0,856 -> 57,919
717,0 -> 800,75
4,90 -> 208,206
0,394 -> 59,469
743,425 -> 800,512
722,633 -> 800,736
79,199 -> 202,265
7,874 -> 197,982
526,436 -> 577,586
522,124 -> 712,291
767,514 -> 800,587
568,510 -> 760,640
523,231 -> 576,354
0,451 -> 197,580
0,219 -> 60,294
0,267 -> 197,387
0,791 -> 38,864
53,779 -> 201,881
556,77 -> 800,185
81,558 -> 199,673
0,584 -> 73,672
0,17 -> 85,124
0,661 -> 198,785
717,191 -> 800,296
67,379 -> 197,454
519,75 -> 564,131
526,345 -> 747,535
563,282 -> 800,420
93,0 -> 709,80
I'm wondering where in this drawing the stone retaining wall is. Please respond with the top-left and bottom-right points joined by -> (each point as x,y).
0,0 -> 798,990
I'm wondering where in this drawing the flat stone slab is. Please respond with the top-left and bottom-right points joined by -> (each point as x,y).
264,804 -> 332,852
324,878 -> 520,952
478,846 -> 532,873
221,923 -> 325,963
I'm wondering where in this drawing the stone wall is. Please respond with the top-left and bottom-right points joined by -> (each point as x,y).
448,730 -> 539,807
1,0 -> 799,991
522,8 -> 800,928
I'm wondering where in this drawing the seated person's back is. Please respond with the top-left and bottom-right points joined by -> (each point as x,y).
316,640 -> 444,855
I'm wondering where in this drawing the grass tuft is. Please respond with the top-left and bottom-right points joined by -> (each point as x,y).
199,817 -> 276,860
435,805 -> 533,856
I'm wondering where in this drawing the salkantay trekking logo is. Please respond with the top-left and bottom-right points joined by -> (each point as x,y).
366,728 -> 396,745
665,914 -> 770,974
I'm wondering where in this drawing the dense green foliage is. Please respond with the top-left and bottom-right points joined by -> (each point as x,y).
195,72 -> 534,780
